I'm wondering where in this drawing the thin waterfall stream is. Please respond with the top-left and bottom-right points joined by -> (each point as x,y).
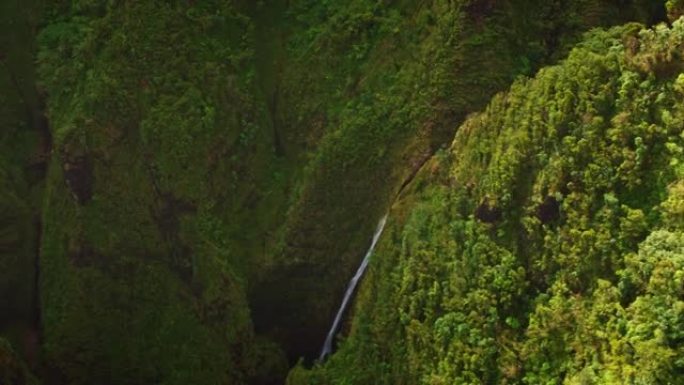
319,215 -> 388,361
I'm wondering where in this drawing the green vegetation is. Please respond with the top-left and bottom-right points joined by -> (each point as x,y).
252,0 -> 668,360
289,20 -> 684,385
35,2 -> 290,384
1,0 -> 682,384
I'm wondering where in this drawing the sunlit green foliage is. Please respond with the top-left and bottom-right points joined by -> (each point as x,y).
256,0 -> 666,360
291,20 -> 684,385
667,0 -> 684,21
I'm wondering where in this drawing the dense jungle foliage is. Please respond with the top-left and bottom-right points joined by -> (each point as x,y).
0,0 -> 682,384
289,18 -> 684,385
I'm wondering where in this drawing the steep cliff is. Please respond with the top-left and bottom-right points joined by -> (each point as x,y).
0,1 -> 678,384
289,19 -> 684,385
250,0 -> 667,361
36,2 -> 289,383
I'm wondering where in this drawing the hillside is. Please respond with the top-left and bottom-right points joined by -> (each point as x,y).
0,1 -> 681,384
289,18 -> 684,385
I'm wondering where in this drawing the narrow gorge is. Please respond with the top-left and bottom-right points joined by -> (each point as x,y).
2,1 -> 684,385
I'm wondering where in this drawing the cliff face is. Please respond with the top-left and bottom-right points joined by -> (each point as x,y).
289,20 -> 684,385
0,1 -> 678,384
35,2 -> 285,383
249,0 -> 668,361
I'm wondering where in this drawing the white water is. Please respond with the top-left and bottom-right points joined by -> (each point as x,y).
319,215 -> 388,361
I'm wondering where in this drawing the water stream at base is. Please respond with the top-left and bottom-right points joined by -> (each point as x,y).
319,215 -> 388,361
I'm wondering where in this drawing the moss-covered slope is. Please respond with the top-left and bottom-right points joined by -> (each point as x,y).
36,2 -> 287,384
251,0 -> 667,360
5,0 -> 672,384
290,20 -> 684,385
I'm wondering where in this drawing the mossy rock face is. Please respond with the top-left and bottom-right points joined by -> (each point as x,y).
251,0 -> 668,361
36,2 -> 286,384
23,0 -> 674,384
290,20 -> 684,384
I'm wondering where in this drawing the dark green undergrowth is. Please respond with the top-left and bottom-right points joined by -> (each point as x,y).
0,0 -> 45,377
288,20 -> 684,384
36,1 -> 288,384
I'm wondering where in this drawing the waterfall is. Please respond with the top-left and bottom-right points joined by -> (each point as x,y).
319,215 -> 388,361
